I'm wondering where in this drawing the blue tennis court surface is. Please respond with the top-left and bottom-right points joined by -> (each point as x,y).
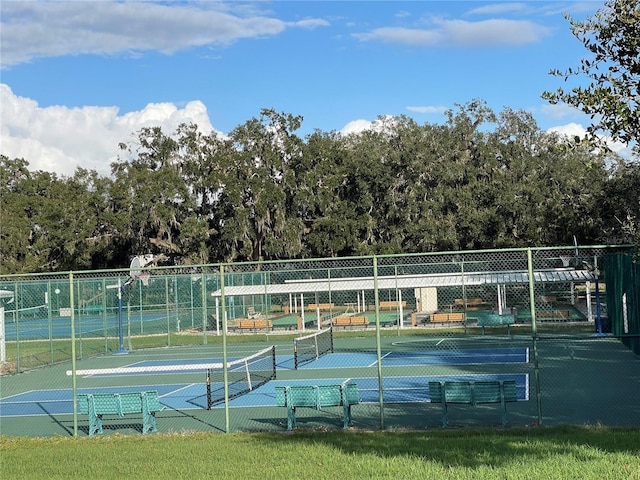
0,373 -> 529,417
66,346 -> 528,377
0,346 -> 529,417
301,347 -> 529,369
2,313 -> 168,341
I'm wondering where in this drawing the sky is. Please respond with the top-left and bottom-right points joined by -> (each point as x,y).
0,0 -> 624,178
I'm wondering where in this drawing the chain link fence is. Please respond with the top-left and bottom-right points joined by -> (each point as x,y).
0,245 -> 638,436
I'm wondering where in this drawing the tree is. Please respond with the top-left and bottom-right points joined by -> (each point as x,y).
112,126 -> 198,262
600,160 -> 640,244
542,0 -> 640,152
218,109 -> 306,263
298,130 -> 357,257
0,156 -> 109,272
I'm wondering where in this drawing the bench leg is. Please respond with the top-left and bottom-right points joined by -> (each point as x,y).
142,410 -> 157,434
141,393 -> 159,434
87,398 -> 103,436
500,385 -> 508,427
343,404 -> 352,429
287,405 -> 297,430
88,413 -> 103,436
501,407 -> 508,427
441,402 -> 449,428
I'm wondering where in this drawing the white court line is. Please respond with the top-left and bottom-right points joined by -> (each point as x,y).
368,352 -> 393,367
160,383 -> 199,399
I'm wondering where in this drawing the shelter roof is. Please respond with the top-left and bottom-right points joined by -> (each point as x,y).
211,268 -> 594,297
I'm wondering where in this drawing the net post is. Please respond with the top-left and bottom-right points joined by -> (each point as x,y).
206,369 -> 212,410
329,326 -> 334,354
244,359 -> 252,391
271,345 -> 277,380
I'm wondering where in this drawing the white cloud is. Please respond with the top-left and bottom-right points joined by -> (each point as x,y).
0,2 -> 326,67
395,10 -> 412,19
353,18 -> 550,46
540,103 -> 584,119
547,122 -> 634,158
467,3 -> 528,16
547,122 -> 588,139
0,84 -> 215,177
406,105 -> 447,115
340,119 -> 374,136
291,18 -> 330,29
340,116 -> 397,136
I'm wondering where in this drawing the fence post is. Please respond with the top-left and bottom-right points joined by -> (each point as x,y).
201,270 -> 208,344
220,265 -> 230,433
70,271 -> 78,437
373,256 -> 384,430
527,248 -> 543,426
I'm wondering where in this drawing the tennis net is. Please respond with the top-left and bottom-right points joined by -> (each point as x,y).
293,327 -> 334,369
66,345 -> 277,408
206,345 -> 277,408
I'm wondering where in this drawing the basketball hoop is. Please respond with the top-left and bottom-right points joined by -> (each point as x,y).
138,272 -> 150,286
129,254 -> 156,286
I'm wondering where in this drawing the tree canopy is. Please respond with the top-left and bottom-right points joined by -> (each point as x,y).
543,0 -> 639,245
2,102 -> 637,274
543,0 -> 640,152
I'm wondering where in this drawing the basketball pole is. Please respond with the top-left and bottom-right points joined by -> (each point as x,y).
106,278 -> 129,355
117,279 -> 126,353
107,276 -> 134,355
109,254 -> 156,355
105,255 -> 164,355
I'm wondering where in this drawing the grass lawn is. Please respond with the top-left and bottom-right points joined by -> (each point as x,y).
1,426 -> 639,480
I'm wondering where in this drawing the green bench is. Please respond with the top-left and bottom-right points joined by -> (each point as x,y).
85,304 -> 104,315
475,313 -> 515,335
275,383 -> 360,430
429,380 -> 518,427
77,391 -> 164,436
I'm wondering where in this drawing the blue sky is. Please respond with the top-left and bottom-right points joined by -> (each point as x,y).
0,1 -> 615,177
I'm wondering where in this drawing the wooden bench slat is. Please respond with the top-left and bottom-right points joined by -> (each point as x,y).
332,316 -> 368,328
454,298 -> 484,306
306,303 -> 335,311
379,301 -> 407,309
237,319 -> 273,330
430,312 -> 466,323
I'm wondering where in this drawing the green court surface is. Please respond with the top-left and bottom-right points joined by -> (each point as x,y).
1,330 -> 639,436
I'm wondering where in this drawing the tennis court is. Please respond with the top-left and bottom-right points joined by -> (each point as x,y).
1,324 -> 639,435
0,337 -> 530,416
